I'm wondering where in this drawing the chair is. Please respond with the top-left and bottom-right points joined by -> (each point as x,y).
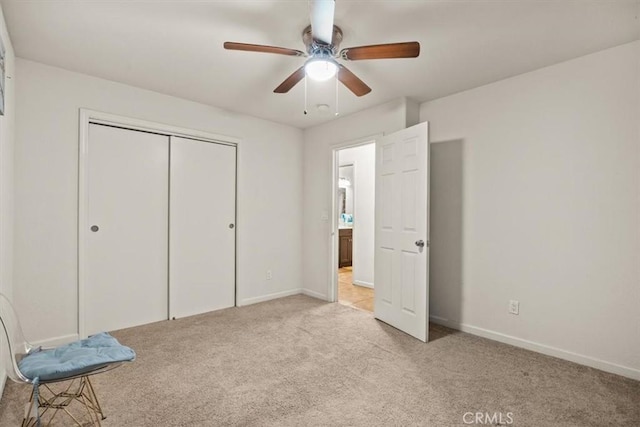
0,293 -> 136,426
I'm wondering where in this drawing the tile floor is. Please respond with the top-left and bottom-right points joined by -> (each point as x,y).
338,267 -> 374,312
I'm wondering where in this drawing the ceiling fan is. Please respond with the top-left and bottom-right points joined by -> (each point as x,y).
223,0 -> 420,97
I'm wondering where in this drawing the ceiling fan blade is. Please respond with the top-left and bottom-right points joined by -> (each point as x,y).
337,64 -> 371,97
224,42 -> 306,57
310,0 -> 335,44
274,67 -> 306,93
340,42 -> 420,61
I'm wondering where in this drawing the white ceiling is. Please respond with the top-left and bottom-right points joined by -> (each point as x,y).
2,1 -> 638,129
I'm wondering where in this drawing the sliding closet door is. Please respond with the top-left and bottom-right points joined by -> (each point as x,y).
85,124 -> 169,336
169,137 -> 236,318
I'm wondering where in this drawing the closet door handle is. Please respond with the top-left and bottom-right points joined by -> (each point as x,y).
91,225 -> 100,232
229,224 -> 235,229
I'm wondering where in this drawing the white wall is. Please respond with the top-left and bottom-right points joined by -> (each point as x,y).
302,98 -> 412,300
338,144 -> 375,288
0,3 -> 15,396
422,41 -> 640,379
14,59 -> 303,344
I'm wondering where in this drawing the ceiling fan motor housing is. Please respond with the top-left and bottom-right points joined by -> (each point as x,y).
303,25 -> 343,56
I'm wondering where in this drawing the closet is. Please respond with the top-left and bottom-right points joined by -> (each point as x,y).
83,123 -> 236,336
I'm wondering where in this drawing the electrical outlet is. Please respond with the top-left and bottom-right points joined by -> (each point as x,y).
509,300 -> 519,315
266,270 -> 273,280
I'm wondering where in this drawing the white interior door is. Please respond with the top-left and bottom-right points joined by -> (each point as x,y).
169,136 -> 236,318
374,122 -> 430,342
85,124 -> 169,336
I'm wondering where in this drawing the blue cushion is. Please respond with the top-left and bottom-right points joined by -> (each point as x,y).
18,332 -> 136,381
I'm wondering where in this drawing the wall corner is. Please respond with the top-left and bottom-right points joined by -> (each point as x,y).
405,98 -> 420,128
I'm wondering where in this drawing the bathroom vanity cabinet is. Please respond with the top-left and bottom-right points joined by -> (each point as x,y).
339,228 -> 353,268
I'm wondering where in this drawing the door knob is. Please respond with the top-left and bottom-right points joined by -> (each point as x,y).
90,225 -> 99,232
415,240 -> 425,248
229,224 -> 235,229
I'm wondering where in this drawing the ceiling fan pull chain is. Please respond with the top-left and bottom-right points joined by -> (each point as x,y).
304,76 -> 308,115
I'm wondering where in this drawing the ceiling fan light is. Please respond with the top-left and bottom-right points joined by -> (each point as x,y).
305,59 -> 337,81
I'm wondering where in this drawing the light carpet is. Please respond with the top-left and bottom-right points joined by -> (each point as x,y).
0,295 -> 638,426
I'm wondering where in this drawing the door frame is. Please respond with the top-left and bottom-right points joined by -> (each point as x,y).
78,109 -> 239,338
328,134 -> 382,303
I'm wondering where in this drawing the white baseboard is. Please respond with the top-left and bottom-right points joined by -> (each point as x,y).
32,333 -> 79,348
238,288 -> 302,306
429,316 -> 640,381
353,280 -> 374,289
301,289 -> 328,301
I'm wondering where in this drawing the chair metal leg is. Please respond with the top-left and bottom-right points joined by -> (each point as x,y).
21,376 -> 107,426
21,388 -> 37,427
84,377 -> 106,420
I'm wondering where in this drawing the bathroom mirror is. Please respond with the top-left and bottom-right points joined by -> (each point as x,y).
337,165 -> 354,226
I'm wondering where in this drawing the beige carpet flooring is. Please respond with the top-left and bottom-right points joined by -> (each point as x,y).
1,295 -> 638,426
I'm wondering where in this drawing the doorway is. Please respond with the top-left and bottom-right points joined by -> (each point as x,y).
334,143 -> 376,312
330,123 -> 430,341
